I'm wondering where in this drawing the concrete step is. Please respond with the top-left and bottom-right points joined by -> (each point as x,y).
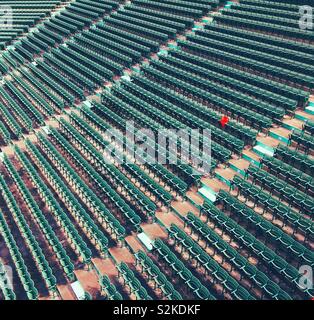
253,144 -> 274,157
242,149 -> 261,166
229,158 -> 251,176
198,186 -> 217,203
215,168 -> 237,186
295,110 -> 314,122
282,118 -> 304,132
305,105 -> 314,115
269,127 -> 291,144
255,136 -> 279,156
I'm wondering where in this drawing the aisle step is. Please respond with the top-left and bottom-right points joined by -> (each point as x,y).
198,185 -> 217,203
215,168 -> 237,187
282,118 -> 304,132
242,149 -> 261,166
253,144 -> 274,157
269,127 -> 290,144
306,105 -> 314,115
229,158 -> 250,176
295,110 -> 314,122
186,190 -> 204,209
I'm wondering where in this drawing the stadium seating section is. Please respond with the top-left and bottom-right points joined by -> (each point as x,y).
0,0 -> 313,300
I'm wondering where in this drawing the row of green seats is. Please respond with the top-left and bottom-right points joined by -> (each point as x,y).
122,7 -> 186,32
240,0 -> 300,11
116,262 -> 152,300
25,140 -> 109,256
0,210 -> 38,300
99,275 -> 123,300
60,9 -> 92,26
92,101 -> 208,186
59,44 -> 122,76
275,144 -> 314,176
113,11 -> 178,38
2,52 -> 17,69
3,155 -> 75,281
221,184 -> 314,266
5,81 -> 45,126
15,43 -> 35,61
81,106 -> 188,196
29,63 -> 75,105
97,23 -> 160,52
73,34 -> 135,66
202,199 -> 312,298
43,52 -> 95,90
0,120 -> 12,145
120,74 -> 236,159
68,1 -> 99,19
159,53 -> 287,119
137,0 -> 214,12
233,174 -> 314,237
124,5 -> 195,28
15,146 -> 92,264
261,155 -> 313,197
149,58 -> 272,133
179,38 -> 314,90
170,49 -> 308,108
37,132 -> 122,244
196,29 -> 314,76
215,14 -> 314,42
48,125 -> 142,232
51,48 -> 107,85
246,165 -> 314,215
12,74 -> 54,117
83,28 -> 145,60
21,38 -> 41,56
131,0 -> 205,17
104,16 -> 169,42
206,22 -> 314,57
290,131 -> 314,154
0,103 -> 22,140
0,59 -> 9,73
222,8 -> 303,30
0,175 -> 57,292
35,61 -> 80,102
168,224 -> 255,300
58,118 -> 157,219
68,113 -> 155,209
185,212 -> 292,300
153,238 -> 215,300
185,34 -> 314,86
112,85 -> 186,129
133,70 -> 258,145
38,25 -> 64,43
73,106 -> 172,208
124,163 -> 173,207
19,67 -> 64,110
232,3 -> 302,20
54,12 -> 85,30
69,40 -> 132,71
45,20 -> 72,36
0,87 -> 33,132
204,24 -> 314,69
135,250 -> 183,300
107,86 -> 217,167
